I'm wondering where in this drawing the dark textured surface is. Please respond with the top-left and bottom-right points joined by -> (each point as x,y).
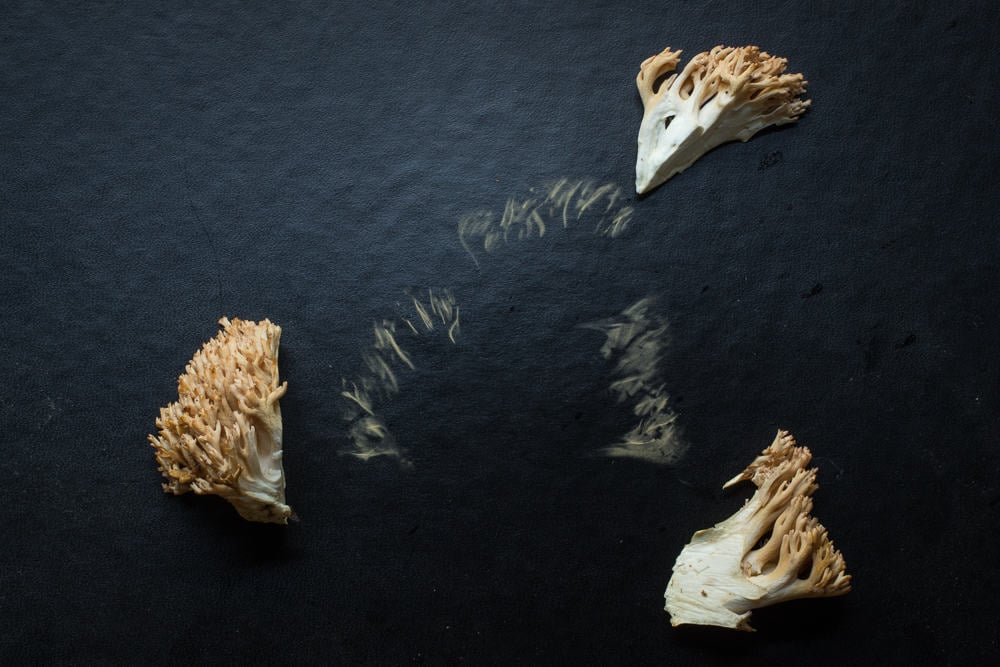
2,0 -> 999,663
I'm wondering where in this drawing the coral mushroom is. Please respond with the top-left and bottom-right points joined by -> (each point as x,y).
664,430 -> 850,630
148,317 -> 292,524
635,45 -> 810,193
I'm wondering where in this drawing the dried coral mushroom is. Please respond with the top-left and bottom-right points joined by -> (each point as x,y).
148,317 -> 292,523
635,45 -> 810,193
664,430 -> 850,630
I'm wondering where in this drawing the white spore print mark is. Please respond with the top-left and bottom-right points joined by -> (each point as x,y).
457,178 -> 634,266
340,288 -> 460,465
581,297 -> 687,464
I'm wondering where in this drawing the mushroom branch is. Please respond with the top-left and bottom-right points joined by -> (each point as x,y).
664,430 -> 850,631
635,45 -> 810,194
148,317 -> 293,524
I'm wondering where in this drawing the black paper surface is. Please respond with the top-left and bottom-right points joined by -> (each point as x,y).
2,1 -> 998,663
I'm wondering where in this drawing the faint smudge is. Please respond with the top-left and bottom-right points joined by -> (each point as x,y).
340,288 -> 460,465
458,178 -> 634,266
580,298 -> 687,464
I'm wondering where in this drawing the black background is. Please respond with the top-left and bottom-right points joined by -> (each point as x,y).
2,1 -> 999,664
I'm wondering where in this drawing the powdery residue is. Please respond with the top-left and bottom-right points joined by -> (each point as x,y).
457,178 -> 634,266
340,288 -> 460,465
581,297 -> 687,465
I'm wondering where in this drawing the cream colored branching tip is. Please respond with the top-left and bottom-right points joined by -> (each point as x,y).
635,45 -> 810,194
148,317 -> 293,524
664,430 -> 850,631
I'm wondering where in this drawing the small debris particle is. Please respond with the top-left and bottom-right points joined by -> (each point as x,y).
758,150 -> 784,171
801,283 -> 824,299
